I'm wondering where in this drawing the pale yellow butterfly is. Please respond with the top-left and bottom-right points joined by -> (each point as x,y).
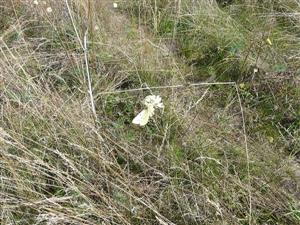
132,107 -> 155,126
132,95 -> 163,126
132,110 -> 150,126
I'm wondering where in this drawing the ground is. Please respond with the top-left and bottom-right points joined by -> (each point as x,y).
0,0 -> 300,224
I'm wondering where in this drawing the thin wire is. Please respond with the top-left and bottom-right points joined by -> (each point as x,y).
95,81 -> 236,96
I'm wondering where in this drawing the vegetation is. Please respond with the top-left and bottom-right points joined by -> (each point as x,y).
0,0 -> 299,224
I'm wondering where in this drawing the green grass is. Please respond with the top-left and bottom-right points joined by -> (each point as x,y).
1,0 -> 300,224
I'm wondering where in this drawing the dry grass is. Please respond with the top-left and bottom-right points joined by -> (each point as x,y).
1,0 -> 300,224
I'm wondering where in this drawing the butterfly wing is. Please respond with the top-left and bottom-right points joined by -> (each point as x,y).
132,109 -> 150,126
132,110 -> 143,125
139,109 -> 151,126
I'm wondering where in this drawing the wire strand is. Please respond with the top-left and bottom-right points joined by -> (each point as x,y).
95,81 -> 236,96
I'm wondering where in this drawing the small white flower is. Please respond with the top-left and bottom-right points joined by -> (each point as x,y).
143,95 -> 164,109
132,95 -> 164,126
46,7 -> 52,13
33,0 -> 39,5
94,25 -> 99,31
113,2 -> 118,8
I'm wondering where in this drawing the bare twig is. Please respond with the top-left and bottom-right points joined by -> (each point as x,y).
235,84 -> 252,224
65,0 -> 97,120
65,0 -> 84,50
83,31 -> 97,120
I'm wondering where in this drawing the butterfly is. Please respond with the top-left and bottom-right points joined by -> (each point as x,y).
132,107 -> 155,126
132,95 -> 163,126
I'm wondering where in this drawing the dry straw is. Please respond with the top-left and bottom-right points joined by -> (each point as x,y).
95,80 -> 252,223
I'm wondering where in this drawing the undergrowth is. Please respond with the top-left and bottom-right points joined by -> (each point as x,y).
0,0 -> 300,224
